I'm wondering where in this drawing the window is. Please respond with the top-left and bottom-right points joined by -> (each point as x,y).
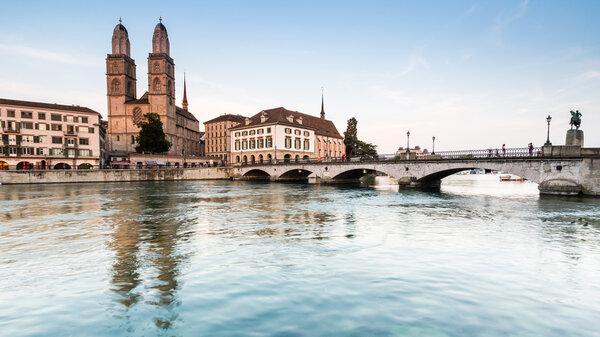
235,132 -> 240,137
73,116 -> 79,123
266,137 -> 273,147
51,124 -> 62,131
285,137 -> 291,149
154,62 -> 160,72
38,112 -> 46,120
81,117 -> 88,124
235,141 -> 240,150
50,148 -> 61,155
242,131 -> 248,136
21,111 -> 33,119
304,139 -> 310,150
9,147 -> 17,155
112,78 -> 121,94
22,147 -> 34,155
294,129 -> 301,135
131,135 -> 135,144
7,110 -> 15,118
285,128 -> 291,134
304,131 -> 309,137
38,123 -> 47,131
51,114 -> 61,121
63,116 -> 68,122
21,122 -> 34,129
36,148 -> 44,155
257,129 -> 264,134
79,138 -> 89,145
153,78 -> 161,92
249,139 -> 256,149
258,138 -> 264,149
242,141 -> 247,150
295,138 -> 301,149
78,149 -> 91,156
112,63 -> 118,73
250,130 -> 255,135
52,136 -> 62,144
267,127 -> 271,133
88,127 -> 95,133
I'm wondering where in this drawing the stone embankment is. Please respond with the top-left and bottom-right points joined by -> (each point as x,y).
0,168 -> 234,185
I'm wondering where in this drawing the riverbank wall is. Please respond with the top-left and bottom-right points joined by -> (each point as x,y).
0,168 -> 234,185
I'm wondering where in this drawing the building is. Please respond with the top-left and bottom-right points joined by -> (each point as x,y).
106,18 -> 201,156
203,114 -> 246,163
0,98 -> 103,170
230,102 -> 344,164
199,131 -> 206,157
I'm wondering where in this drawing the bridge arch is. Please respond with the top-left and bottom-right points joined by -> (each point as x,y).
415,163 -> 541,184
279,168 -> 313,181
242,169 -> 271,180
332,168 -> 392,181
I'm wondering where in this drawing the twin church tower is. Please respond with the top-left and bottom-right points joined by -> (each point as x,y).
106,18 -> 201,155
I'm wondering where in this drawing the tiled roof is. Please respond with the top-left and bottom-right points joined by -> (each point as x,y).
232,107 -> 343,139
176,106 -> 199,122
0,98 -> 100,115
204,114 -> 246,124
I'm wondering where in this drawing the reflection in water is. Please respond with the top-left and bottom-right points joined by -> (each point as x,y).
1,178 -> 600,337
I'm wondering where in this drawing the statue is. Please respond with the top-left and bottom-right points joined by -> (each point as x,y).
569,110 -> 582,130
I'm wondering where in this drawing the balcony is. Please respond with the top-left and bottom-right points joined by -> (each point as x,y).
64,129 -> 77,136
3,127 -> 20,134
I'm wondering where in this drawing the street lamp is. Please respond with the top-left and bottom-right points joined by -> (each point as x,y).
432,136 -> 435,155
406,131 -> 410,153
544,115 -> 552,146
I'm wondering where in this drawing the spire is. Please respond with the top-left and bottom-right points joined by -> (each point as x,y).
320,87 -> 325,119
119,17 -> 122,24
182,72 -> 188,111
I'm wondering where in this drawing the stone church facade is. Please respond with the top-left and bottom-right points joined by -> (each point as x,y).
106,19 -> 200,156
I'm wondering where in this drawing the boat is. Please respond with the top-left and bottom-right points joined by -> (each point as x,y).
499,174 -> 524,182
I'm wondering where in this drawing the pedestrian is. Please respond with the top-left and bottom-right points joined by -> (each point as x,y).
528,142 -> 533,156
488,149 -> 492,158
342,153 -> 346,162
502,144 -> 506,157
495,148 -> 499,157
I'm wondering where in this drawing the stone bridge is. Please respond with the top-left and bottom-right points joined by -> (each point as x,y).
234,146 -> 600,196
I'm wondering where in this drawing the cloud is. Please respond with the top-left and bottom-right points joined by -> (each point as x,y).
0,43 -> 101,67
384,46 -> 429,78
491,0 -> 529,46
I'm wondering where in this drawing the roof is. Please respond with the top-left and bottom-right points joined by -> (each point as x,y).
176,106 -> 198,122
204,114 -> 247,124
113,23 -> 128,36
125,92 -> 149,105
231,107 -> 343,138
0,98 -> 101,115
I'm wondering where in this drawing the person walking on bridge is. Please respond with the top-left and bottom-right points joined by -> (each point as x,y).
528,143 -> 534,156
502,144 -> 506,157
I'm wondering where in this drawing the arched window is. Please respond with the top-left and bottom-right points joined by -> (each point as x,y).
111,78 -> 120,94
126,81 -> 132,95
131,135 -> 135,144
133,107 -> 143,125
167,80 -> 173,96
153,78 -> 161,93
154,62 -> 160,72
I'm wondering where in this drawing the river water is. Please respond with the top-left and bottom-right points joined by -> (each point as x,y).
1,175 -> 599,336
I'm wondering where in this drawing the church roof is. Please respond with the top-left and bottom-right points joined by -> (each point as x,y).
231,107 -> 343,139
113,23 -> 128,36
176,106 -> 198,122
125,92 -> 149,105
0,98 -> 100,115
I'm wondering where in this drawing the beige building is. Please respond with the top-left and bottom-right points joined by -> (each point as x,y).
230,106 -> 344,164
0,98 -> 103,170
204,114 -> 246,163
106,19 -> 201,156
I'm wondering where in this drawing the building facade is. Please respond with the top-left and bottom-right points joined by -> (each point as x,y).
106,19 -> 201,156
230,106 -> 344,164
203,114 -> 246,163
0,98 -> 103,169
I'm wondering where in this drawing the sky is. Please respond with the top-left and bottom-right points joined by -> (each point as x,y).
0,0 -> 598,153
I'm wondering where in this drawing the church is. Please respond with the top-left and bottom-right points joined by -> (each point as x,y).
106,18 -> 201,156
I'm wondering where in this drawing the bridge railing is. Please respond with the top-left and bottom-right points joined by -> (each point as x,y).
234,147 -> 544,167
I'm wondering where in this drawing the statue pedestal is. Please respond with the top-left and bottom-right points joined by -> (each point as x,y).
566,129 -> 584,146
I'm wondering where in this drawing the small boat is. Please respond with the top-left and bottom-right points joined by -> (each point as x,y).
499,174 -> 524,182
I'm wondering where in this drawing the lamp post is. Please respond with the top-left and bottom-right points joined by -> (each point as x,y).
406,131 -> 410,153
544,115 -> 552,146
432,136 -> 435,155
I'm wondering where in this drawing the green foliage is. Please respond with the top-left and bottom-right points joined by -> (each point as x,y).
135,113 -> 171,154
343,117 -> 377,156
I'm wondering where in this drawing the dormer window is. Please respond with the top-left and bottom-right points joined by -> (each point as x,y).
286,115 -> 294,123
296,117 -> 303,124
245,118 -> 250,125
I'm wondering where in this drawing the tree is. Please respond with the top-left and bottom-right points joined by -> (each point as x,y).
343,117 -> 377,157
135,113 -> 171,154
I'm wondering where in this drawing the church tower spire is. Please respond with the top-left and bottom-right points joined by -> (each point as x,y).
182,72 -> 188,111
320,87 -> 325,119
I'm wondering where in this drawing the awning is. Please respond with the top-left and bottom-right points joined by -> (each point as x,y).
146,161 -> 156,165
156,161 -> 165,165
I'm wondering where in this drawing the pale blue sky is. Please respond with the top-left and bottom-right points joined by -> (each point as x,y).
0,0 -> 598,152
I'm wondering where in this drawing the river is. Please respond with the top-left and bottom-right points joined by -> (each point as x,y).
1,175 -> 599,336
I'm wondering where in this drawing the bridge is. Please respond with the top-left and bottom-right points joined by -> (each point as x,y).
234,146 -> 600,196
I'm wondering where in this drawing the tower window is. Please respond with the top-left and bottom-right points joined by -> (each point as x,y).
154,62 -> 160,72
112,63 -> 118,73
153,78 -> 161,93
111,79 -> 120,94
